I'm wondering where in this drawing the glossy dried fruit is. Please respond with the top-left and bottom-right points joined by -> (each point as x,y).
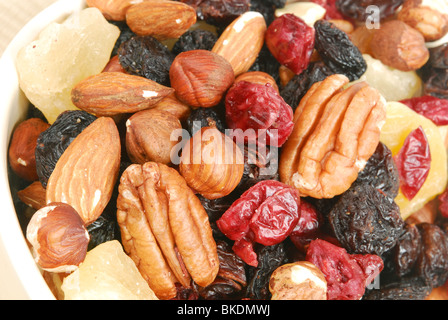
118,35 -> 174,86
394,126 -> 432,201
314,19 -> 366,81
289,200 -> 322,252
363,276 -> 432,300
335,0 -> 404,22
216,180 -> 300,266
225,81 -> 294,147
265,14 -> 315,75
329,183 -> 405,256
400,96 -> 448,126
35,111 -> 97,188
180,0 -> 251,25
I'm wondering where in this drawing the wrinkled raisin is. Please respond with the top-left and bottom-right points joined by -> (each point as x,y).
314,19 -> 366,81
415,223 -> 448,288
86,214 -> 119,251
109,21 -> 136,57
280,61 -> 335,111
35,110 -> 97,188
118,35 -> 174,86
185,105 -> 226,136
363,276 -> 432,300
329,183 -> 404,256
265,14 -> 315,75
335,0 -> 404,22
172,29 -> 218,56
355,142 -> 400,199
394,126 -> 431,201
422,69 -> 448,99
180,0 -> 250,26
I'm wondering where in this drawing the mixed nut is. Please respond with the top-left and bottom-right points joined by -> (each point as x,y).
8,0 -> 448,301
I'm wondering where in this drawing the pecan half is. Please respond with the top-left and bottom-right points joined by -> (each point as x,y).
280,74 -> 386,199
117,162 -> 219,299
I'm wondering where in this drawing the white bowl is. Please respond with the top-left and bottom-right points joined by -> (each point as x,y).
0,0 -> 87,299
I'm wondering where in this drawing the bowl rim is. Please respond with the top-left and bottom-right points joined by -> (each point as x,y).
0,0 -> 87,300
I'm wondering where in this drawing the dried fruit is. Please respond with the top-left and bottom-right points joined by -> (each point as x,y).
185,106 -> 226,136
216,180 -> 300,266
370,20 -> 429,72
289,200 -> 322,252
71,72 -> 174,116
363,276 -> 432,300
26,203 -> 90,273
225,81 -> 294,147
212,11 -> 267,76
61,240 -> 158,300
269,261 -> 327,300
16,8 -> 120,123
328,183 -> 405,256
181,0 -> 251,25
179,126 -> 244,200
46,117 -> 121,225
8,118 -> 49,181
280,75 -> 386,199
118,35 -> 175,86
380,102 -> 447,219
394,126 -> 432,201
172,29 -> 218,55
400,96 -> 448,126
170,49 -> 235,108
335,0 -> 404,22
125,1 -> 197,41
265,14 -> 315,75
126,108 -> 182,165
314,19 -> 366,81
117,162 -> 219,299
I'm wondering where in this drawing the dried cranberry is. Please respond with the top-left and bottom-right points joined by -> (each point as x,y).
393,126 -> 431,201
311,0 -> 345,19
216,180 -> 300,266
265,14 -> 315,75
438,187 -> 448,218
305,239 -> 366,300
351,254 -> 384,287
400,96 -> 448,126
289,200 -> 322,252
225,81 -> 294,147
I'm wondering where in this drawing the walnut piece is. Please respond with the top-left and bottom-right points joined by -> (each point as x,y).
117,162 -> 219,299
280,74 -> 386,199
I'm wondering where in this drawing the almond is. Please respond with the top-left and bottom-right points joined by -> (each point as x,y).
46,117 -> 121,225
212,11 -> 267,76
71,72 -> 174,117
126,1 -> 197,40
86,0 -> 134,21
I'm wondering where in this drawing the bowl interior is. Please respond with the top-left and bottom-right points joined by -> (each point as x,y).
0,0 -> 86,299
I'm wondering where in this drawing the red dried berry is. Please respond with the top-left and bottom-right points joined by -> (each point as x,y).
438,187 -> 448,218
225,81 -> 294,147
400,96 -> 448,126
216,180 -> 300,267
289,200 -> 322,252
265,14 -> 315,75
311,0 -> 345,19
351,254 -> 384,287
393,126 -> 432,200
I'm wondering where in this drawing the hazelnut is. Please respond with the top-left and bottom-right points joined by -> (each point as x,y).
370,20 -> 429,71
126,108 -> 183,165
169,50 -> 235,108
26,203 -> 90,273
269,261 -> 327,300
179,126 -> 244,200
398,0 -> 448,42
8,118 -> 50,181
234,71 -> 279,92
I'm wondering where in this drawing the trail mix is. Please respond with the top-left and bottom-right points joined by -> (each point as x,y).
8,0 -> 448,300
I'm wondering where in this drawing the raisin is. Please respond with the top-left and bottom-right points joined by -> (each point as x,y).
328,183 -> 404,256
422,68 -> 448,99
265,14 -> 315,75
280,61 -> 335,112
355,142 -> 400,199
427,43 -> 448,70
393,126 -> 431,201
185,105 -> 226,136
335,0 -> 404,22
171,29 -> 218,56
244,243 -> 288,300
109,21 -> 136,57
86,214 -> 119,251
363,276 -> 432,300
225,81 -> 294,147
180,0 -> 250,26
198,240 -> 247,300
400,96 -> 448,126
118,35 -> 174,86
35,110 -> 97,188
314,19 -> 366,81
415,223 -> 448,288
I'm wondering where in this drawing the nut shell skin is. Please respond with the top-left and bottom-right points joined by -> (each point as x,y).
26,202 -> 90,273
180,126 -> 244,200
170,49 -> 235,108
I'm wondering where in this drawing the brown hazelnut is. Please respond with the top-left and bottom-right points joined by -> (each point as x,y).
151,92 -> 192,122
26,203 -> 90,273
370,20 -> 429,71
169,49 -> 235,108
126,108 -> 183,165
269,261 -> 327,300
179,126 -> 244,200
8,118 -> 49,181
234,71 -> 279,92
